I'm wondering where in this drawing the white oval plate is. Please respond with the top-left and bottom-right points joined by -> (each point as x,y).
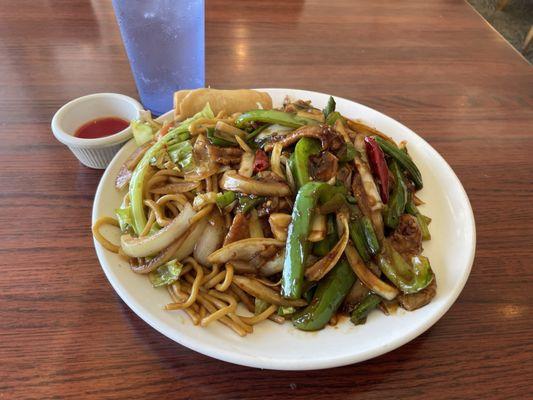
92,88 -> 475,370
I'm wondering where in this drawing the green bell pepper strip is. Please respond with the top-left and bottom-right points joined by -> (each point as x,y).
281,182 -> 329,299
319,193 -> 347,214
293,137 -> 322,189
347,203 -> 380,261
377,242 -> 434,294
349,219 -> 370,262
292,259 -> 356,331
235,109 -> 318,129
373,136 -> 423,189
350,293 -> 382,325
406,194 -> 431,240
302,282 -> 318,304
415,214 -> 431,241
337,142 -> 356,162
359,216 -> 380,256
323,96 -> 336,118
384,161 -> 408,229
405,196 -> 418,215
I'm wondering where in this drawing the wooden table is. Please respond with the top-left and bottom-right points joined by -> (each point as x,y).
1,0 -> 532,398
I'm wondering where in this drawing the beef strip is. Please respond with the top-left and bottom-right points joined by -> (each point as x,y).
398,278 -> 437,311
264,125 -> 343,152
390,214 -> 423,259
309,151 -> 339,182
255,170 -> 286,183
223,212 -> 249,245
207,144 -> 243,165
336,164 -> 353,189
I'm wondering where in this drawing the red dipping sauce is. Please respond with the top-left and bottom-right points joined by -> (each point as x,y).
74,117 -> 129,139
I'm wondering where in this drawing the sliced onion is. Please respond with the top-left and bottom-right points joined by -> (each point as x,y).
254,124 -> 293,144
283,156 -> 296,193
353,134 -> 383,212
220,171 -> 291,196
215,120 -> 247,139
193,212 -> 225,265
230,260 -> 257,274
268,213 -> 291,241
192,192 -> 218,211
207,238 -> 284,264
172,217 -> 208,261
296,110 -> 324,123
334,119 -> 351,143
305,212 -> 349,281
270,143 -> 285,179
121,203 -> 196,257
344,244 -> 399,301
150,182 -> 200,194
232,275 -> 307,307
235,135 -> 253,153
248,209 -> 264,238
131,226 -> 192,274
238,151 -> 255,178
183,163 -> 219,182
259,250 -> 285,276
308,213 -> 326,242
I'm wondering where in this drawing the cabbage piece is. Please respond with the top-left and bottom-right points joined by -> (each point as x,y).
278,306 -> 296,316
254,298 -> 270,315
131,120 -> 156,146
129,103 -> 214,234
148,259 -> 183,287
168,140 -> 194,170
115,206 -> 132,233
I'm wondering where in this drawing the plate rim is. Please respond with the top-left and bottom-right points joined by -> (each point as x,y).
92,88 -> 476,370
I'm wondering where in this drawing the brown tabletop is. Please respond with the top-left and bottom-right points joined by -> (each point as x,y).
1,0 -> 532,398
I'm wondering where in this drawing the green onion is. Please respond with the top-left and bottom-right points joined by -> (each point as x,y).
323,96 -> 336,118
216,191 -> 236,209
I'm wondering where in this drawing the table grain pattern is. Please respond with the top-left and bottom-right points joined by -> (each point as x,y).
0,0 -> 532,399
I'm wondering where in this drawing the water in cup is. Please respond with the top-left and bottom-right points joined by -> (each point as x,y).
113,0 -> 205,116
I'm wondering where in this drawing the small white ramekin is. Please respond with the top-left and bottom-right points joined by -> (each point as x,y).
51,93 -> 143,169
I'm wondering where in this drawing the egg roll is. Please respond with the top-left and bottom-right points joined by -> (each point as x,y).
174,88 -> 272,119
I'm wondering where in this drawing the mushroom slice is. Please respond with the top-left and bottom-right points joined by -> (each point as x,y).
268,213 -> 291,241
207,238 -> 284,264
220,171 -> 291,197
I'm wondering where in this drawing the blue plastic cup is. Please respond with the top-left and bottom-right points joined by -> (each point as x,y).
112,0 -> 205,116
